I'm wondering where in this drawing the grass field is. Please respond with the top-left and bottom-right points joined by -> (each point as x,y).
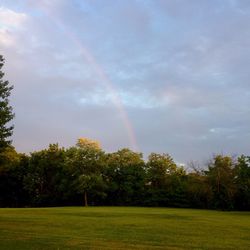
0,207 -> 249,249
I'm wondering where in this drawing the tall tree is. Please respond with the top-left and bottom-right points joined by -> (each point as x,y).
0,146 -> 22,207
146,153 -> 177,189
104,148 -> 146,205
0,55 -> 14,152
146,153 -> 178,206
23,144 -> 67,206
234,155 -> 250,210
206,155 -> 236,210
66,138 -> 106,206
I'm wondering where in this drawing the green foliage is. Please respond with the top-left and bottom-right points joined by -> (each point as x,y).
206,155 -> 236,210
104,148 -> 146,205
147,153 -> 177,187
0,137 -> 249,210
65,138 -> 106,206
145,153 -> 187,206
23,144 -> 67,206
0,147 -> 25,207
186,173 -> 212,208
0,146 -> 20,172
234,155 -> 250,210
0,55 -> 14,152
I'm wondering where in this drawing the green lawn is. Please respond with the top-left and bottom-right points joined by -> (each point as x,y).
0,207 -> 249,249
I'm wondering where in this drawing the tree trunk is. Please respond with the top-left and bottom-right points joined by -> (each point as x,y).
84,191 -> 88,206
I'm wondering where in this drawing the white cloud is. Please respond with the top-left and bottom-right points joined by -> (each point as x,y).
0,29 -> 14,46
77,87 -> 166,109
0,7 -> 27,29
0,7 -> 27,47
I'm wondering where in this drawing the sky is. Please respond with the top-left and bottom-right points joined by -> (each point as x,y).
0,0 -> 250,165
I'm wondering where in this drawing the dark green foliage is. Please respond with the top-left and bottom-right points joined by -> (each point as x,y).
23,144 -> 68,206
0,147 -> 31,207
104,149 -> 146,205
206,155 -> 236,210
65,139 -> 106,206
0,139 -> 249,210
145,153 -> 187,207
234,155 -> 250,210
0,55 -> 14,152
186,173 -> 212,208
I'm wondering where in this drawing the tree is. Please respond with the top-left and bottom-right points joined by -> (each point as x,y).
0,146 -> 22,207
206,155 -> 236,210
104,148 -> 146,205
0,55 -> 14,153
146,153 -> 177,189
186,172 -> 212,209
146,153 -> 178,206
66,138 -> 106,206
23,144 -> 67,206
234,155 -> 250,210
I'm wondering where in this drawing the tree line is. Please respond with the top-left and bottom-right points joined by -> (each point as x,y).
0,55 -> 249,210
0,140 -> 249,210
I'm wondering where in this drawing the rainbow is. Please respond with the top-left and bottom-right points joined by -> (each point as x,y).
37,5 -> 139,151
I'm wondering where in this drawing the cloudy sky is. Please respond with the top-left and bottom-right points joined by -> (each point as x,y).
1,0 -> 250,164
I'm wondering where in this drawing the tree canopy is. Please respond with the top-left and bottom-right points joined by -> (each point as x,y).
0,55 -> 14,152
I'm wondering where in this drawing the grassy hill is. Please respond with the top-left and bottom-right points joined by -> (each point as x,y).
0,207 -> 249,249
